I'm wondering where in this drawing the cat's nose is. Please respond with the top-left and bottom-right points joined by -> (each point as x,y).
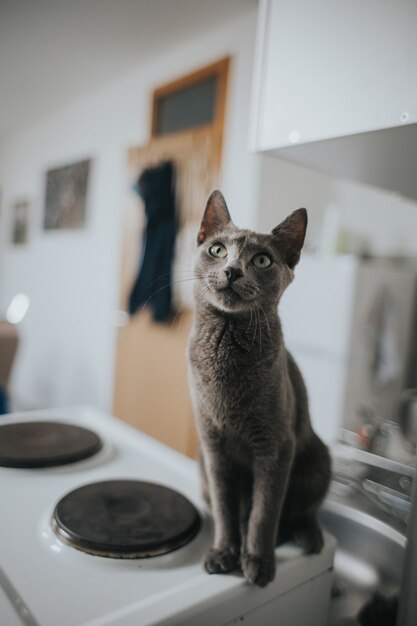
224,267 -> 243,282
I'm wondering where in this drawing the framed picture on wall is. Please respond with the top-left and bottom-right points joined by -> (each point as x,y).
10,198 -> 30,245
43,159 -> 91,230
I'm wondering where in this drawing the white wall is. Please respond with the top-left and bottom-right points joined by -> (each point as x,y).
255,153 -> 417,258
0,9 -> 259,411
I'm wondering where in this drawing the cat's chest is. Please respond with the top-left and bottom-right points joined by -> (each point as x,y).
190,329 -> 282,450
192,320 -> 269,370
191,337 -> 268,419
189,319 -> 280,414
192,331 -> 258,390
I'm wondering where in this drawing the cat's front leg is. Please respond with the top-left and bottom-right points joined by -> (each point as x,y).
202,441 -> 241,575
242,441 -> 294,587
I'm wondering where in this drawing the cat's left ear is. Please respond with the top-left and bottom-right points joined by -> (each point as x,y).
197,189 -> 231,245
271,208 -> 307,268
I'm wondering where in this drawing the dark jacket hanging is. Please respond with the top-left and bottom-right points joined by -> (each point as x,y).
128,160 -> 178,322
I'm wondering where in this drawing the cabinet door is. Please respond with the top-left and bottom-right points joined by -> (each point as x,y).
280,255 -> 357,358
288,346 -> 346,445
252,0 -> 417,151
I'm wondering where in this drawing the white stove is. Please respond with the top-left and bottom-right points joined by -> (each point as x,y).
0,407 -> 336,626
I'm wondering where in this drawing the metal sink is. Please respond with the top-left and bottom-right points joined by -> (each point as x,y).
319,500 -> 406,625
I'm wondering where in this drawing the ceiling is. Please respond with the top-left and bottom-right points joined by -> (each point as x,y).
0,0 -> 256,140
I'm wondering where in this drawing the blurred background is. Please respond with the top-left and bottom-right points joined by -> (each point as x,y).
0,0 -> 416,463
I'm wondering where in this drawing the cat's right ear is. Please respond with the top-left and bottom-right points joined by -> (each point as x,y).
197,189 -> 231,245
271,208 -> 308,269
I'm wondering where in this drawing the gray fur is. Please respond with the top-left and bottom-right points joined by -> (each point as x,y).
188,190 -> 331,587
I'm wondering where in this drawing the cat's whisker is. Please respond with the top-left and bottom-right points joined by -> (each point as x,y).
256,303 -> 262,356
249,304 -> 258,352
169,308 -> 183,331
258,302 -> 272,342
199,286 -> 212,305
145,270 -> 195,289
177,309 -> 188,334
246,306 -> 253,335
141,277 -> 201,311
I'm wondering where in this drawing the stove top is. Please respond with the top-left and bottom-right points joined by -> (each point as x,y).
0,421 -> 102,468
52,479 -> 201,558
0,407 -> 336,626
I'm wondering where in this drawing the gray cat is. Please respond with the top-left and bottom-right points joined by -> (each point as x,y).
188,190 -> 331,588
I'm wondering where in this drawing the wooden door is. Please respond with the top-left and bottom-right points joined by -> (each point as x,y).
113,129 -> 219,458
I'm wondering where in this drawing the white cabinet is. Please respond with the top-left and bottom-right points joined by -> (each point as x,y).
280,255 -> 416,444
251,0 -> 417,200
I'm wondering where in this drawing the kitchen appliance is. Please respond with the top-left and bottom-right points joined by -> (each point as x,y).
0,407 -> 335,626
398,389 -> 417,451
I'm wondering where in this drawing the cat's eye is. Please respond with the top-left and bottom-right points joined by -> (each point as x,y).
252,253 -> 272,268
209,242 -> 227,258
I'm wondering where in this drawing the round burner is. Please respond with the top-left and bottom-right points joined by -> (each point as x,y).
52,480 -> 201,558
0,421 -> 102,468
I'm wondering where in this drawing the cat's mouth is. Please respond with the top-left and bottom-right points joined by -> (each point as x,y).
221,281 -> 257,299
215,289 -> 245,312
201,277 -> 258,312
214,282 -> 257,311
218,284 -> 242,296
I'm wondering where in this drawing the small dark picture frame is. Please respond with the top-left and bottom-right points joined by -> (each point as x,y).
44,159 -> 91,230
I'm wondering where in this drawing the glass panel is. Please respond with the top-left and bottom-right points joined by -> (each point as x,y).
155,76 -> 217,135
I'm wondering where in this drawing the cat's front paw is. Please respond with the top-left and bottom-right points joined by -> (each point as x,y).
241,551 -> 276,587
204,547 -> 239,574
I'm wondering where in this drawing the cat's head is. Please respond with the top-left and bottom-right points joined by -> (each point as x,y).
194,190 -> 307,314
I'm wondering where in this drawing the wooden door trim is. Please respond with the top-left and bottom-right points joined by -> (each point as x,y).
150,56 -> 230,171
